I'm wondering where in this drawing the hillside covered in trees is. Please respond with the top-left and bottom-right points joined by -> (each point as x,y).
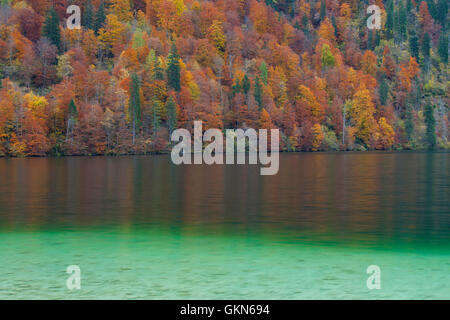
0,0 -> 448,156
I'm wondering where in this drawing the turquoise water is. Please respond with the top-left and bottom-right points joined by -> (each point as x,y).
0,153 -> 449,299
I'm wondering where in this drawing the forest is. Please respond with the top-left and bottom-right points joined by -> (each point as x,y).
0,0 -> 448,156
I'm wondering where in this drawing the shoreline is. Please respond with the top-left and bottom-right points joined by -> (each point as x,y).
1,149 -> 449,159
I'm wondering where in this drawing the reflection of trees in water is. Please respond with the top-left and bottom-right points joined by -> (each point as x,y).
0,153 -> 448,248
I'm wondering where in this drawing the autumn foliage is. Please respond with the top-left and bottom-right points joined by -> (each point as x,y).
0,0 -> 448,156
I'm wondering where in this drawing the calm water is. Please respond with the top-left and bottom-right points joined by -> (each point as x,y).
0,152 -> 449,299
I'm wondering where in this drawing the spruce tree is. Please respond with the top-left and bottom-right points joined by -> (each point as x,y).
406,0 -> 413,13
374,31 -> 380,48
368,30 -> 373,50
331,15 -> 338,39
385,0 -> 394,39
129,73 -> 142,144
166,96 -> 177,135
437,34 -> 448,63
232,78 -> 241,97
69,99 -> 78,118
94,2 -> 106,34
426,0 -> 437,20
301,14 -> 308,33
82,0 -> 94,29
259,61 -> 268,85
151,97 -> 161,134
254,76 -> 263,111
436,0 -> 448,28
42,7 -> 61,51
421,33 -> 431,61
320,0 -> 326,20
409,30 -> 419,61
241,74 -> 250,96
153,58 -> 165,81
167,43 -> 181,92
379,78 -> 389,106
405,105 -> 414,143
424,103 -> 436,149
397,3 -> 407,41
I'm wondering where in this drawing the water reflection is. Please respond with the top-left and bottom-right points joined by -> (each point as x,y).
0,152 -> 448,248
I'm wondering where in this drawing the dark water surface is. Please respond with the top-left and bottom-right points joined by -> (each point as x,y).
0,153 -> 449,299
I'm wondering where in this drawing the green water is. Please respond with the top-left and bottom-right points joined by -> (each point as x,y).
0,152 -> 449,299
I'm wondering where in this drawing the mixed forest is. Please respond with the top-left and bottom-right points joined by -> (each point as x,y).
0,0 -> 448,156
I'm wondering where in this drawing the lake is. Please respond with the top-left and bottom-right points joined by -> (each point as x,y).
0,152 -> 449,299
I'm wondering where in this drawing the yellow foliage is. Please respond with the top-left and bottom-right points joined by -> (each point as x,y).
109,0 -> 133,22
98,14 -> 126,52
349,86 -> 377,146
311,123 -> 323,151
375,117 -> 395,149
317,18 -> 336,44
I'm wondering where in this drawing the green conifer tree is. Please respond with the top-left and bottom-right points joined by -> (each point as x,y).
409,29 -> 419,61
379,78 -> 389,106
167,43 -> 181,92
241,75 -> 251,96
254,76 -> 263,111
385,0 -> 394,39
437,34 -> 448,63
129,73 -> 142,145
94,2 -> 106,34
259,61 -> 268,86
320,0 -> 326,20
152,97 -> 161,134
166,96 -> 177,135
82,0 -> 94,29
42,7 -> 61,50
424,103 -> 436,149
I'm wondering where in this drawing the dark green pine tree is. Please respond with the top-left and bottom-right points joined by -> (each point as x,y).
406,0 -> 413,13
436,0 -> 448,28
437,33 -> 448,63
397,3 -> 407,41
319,0 -> 326,20
153,58 -> 165,81
379,78 -> 389,106
151,97 -> 161,134
404,104 -> 414,143
367,30 -> 373,50
259,61 -> 268,86
166,96 -> 177,135
231,78 -> 241,97
42,7 -> 61,51
424,103 -> 436,150
385,0 -> 394,40
69,99 -> 78,118
301,13 -> 308,33
82,0 -> 94,30
421,33 -> 431,62
254,76 -> 263,111
374,31 -> 380,48
426,0 -> 437,20
167,43 -> 181,92
409,29 -> 419,61
331,15 -> 338,39
241,74 -> 251,96
129,73 -> 142,145
94,2 -> 106,34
